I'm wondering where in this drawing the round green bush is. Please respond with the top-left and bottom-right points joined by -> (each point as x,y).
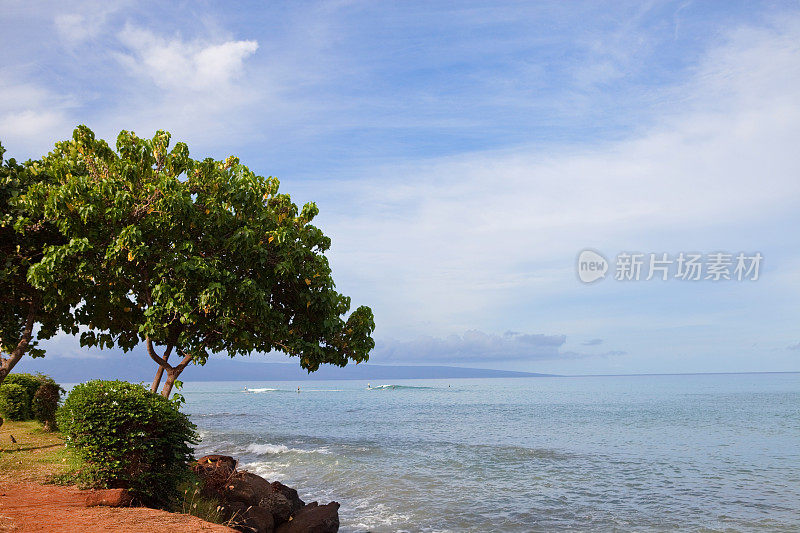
32,380 -> 64,431
0,383 -> 31,420
57,380 -> 199,507
4,373 -> 41,403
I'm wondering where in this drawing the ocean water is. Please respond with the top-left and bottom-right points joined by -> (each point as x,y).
183,374 -> 800,532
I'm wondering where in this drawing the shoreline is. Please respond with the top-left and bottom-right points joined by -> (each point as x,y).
0,482 -> 235,533
0,420 -> 341,533
0,421 -> 233,532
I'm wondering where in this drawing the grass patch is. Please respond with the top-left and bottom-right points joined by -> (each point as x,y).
0,420 -> 82,483
177,477 -> 225,524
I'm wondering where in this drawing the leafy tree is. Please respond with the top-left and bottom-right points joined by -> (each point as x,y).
24,126 -> 375,397
0,144 -> 78,385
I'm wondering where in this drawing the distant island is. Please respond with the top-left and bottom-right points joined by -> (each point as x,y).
16,356 -> 556,383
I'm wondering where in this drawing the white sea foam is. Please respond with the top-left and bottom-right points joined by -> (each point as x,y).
245,443 -> 331,455
345,502 -> 413,531
245,387 -> 279,393
367,384 -> 432,390
241,461 -> 286,482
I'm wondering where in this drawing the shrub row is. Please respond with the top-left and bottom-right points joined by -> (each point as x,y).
2,376 -> 200,508
0,373 -> 63,429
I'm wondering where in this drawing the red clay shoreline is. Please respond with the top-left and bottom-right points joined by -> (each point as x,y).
0,481 -> 235,532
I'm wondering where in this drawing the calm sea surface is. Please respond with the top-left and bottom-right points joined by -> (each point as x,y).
183,374 -> 800,532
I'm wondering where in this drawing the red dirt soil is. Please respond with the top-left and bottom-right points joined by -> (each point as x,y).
0,482 -> 235,532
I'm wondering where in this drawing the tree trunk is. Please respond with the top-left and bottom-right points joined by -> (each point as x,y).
151,365 -> 166,393
150,344 -> 173,394
145,339 -> 173,394
159,350 -> 193,398
161,369 -> 179,398
0,303 -> 37,387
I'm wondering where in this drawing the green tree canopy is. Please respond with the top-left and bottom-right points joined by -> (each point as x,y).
21,126 -> 374,396
0,144 -> 79,384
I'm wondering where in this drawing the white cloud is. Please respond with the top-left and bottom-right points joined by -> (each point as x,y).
1,109 -> 64,139
375,330 -> 565,363
373,330 -> 624,363
54,13 -> 95,44
0,77 -> 74,156
37,331 -> 108,359
309,15 -> 800,335
116,25 -> 258,91
87,25 -> 273,149
54,2 -> 128,45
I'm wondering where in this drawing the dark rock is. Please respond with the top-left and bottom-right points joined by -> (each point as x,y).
191,455 -> 332,532
223,476 -> 259,506
260,490 -> 292,525
196,454 -> 238,472
224,471 -> 275,507
275,501 -> 340,533
238,471 -> 273,497
226,502 -> 276,533
243,505 -> 276,533
220,500 -> 249,520
85,488 -> 132,507
193,455 -> 237,501
271,481 -> 305,516
228,472 -> 293,525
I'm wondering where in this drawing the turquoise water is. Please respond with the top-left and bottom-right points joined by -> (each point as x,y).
183,374 -> 800,532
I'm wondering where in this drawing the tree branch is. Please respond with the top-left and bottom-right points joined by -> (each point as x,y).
150,345 -> 172,393
0,301 -> 37,383
174,349 -> 194,372
145,336 -> 172,370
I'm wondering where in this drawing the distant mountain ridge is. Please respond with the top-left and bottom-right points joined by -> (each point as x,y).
15,355 -> 555,383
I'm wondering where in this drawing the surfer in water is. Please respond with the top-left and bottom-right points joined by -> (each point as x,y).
297,386 -> 300,393
367,383 -> 371,390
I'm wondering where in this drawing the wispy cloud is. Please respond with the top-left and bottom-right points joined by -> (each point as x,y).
373,330 -> 627,364
54,2 -> 126,45
309,14 -> 800,339
375,330 -> 565,363
115,25 -> 258,91
0,75 -> 75,156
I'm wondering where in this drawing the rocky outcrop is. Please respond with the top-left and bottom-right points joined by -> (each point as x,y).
270,481 -> 305,517
193,454 -> 339,533
275,502 -> 340,533
196,454 -> 238,473
225,501 -> 275,533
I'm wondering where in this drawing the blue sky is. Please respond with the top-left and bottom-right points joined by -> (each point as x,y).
3,0 -> 800,375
